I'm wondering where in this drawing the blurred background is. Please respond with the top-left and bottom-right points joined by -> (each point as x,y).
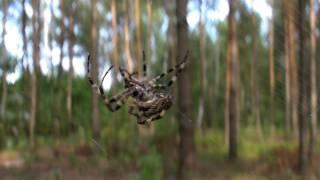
0,0 -> 319,179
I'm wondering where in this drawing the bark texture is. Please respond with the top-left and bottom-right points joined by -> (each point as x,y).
225,0 -> 239,160
176,0 -> 194,179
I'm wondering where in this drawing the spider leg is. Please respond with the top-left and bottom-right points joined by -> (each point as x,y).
149,70 -> 181,90
151,75 -> 178,89
87,54 -> 127,112
128,105 -> 148,124
145,110 -> 167,125
106,90 -> 131,111
128,105 -> 140,117
142,50 -> 147,77
87,54 -> 113,98
119,68 -> 140,87
148,51 -> 189,87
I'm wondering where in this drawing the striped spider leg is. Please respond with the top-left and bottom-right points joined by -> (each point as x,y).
87,54 -> 132,112
148,51 -> 189,90
127,51 -> 189,125
87,50 -> 189,126
87,54 -> 153,113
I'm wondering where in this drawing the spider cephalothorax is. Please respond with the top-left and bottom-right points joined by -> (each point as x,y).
87,51 -> 189,125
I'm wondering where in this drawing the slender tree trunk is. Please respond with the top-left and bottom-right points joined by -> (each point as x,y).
0,63 -> 7,121
197,0 -> 207,131
226,0 -> 239,160
30,0 -> 40,148
251,3 -> 262,138
146,0 -> 153,62
91,0 -> 100,140
224,43 -> 230,146
21,0 -> 30,127
165,0 -> 176,69
111,0 -> 119,81
268,0 -> 275,136
289,1 -> 298,138
0,0 -> 8,121
162,2 -> 177,178
67,2 -> 76,131
317,8 -> 320,104
21,0 -> 28,73
176,0 -> 194,179
123,0 -> 133,72
308,0 -> 317,164
297,0 -> 308,175
144,0 -> 155,135
283,1 -> 295,136
49,0 -> 54,76
58,0 -> 65,77
134,0 -> 142,77
0,70 -> 8,120
213,40 -> 221,128
284,10 -> 291,136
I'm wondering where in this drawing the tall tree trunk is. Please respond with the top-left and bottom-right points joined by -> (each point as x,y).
91,0 -> 100,140
49,0 -> 54,76
162,1 -> 177,179
144,0 -> 155,135
226,0 -> 239,160
67,2 -> 76,131
283,2 -> 291,135
251,2 -> 262,138
21,0 -> 30,130
213,39 -> 221,128
317,7 -> 320,104
297,0 -> 308,175
176,0 -> 194,179
268,0 -> 275,136
123,0 -> 133,72
0,0 -> 8,121
21,0 -> 28,73
308,0 -> 317,161
58,0 -> 65,77
111,0 -> 119,81
165,0 -> 177,69
197,0 -> 207,131
284,0 -> 298,136
289,1 -> 298,138
146,0 -> 153,62
30,0 -> 40,148
134,0 -> 142,77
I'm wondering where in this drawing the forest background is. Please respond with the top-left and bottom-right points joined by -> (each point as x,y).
0,0 -> 320,179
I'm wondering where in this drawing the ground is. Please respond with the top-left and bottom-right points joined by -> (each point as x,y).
1,129 -> 320,179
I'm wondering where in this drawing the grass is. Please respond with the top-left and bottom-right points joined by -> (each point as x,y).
1,127 -> 319,179
195,127 -> 298,161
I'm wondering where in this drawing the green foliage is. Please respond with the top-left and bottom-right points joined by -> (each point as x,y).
196,129 -> 227,161
136,147 -> 162,180
1,0 -> 318,179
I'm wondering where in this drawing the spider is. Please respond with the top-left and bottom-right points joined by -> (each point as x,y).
87,51 -> 189,125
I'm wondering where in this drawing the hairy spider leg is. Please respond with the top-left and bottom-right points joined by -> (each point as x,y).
106,89 -> 131,111
133,109 -> 167,125
142,50 -> 147,77
148,51 -> 189,84
87,54 -> 112,98
87,54 -> 129,112
148,51 -> 189,89
144,110 -> 167,125
128,105 -> 142,119
119,67 -> 144,89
